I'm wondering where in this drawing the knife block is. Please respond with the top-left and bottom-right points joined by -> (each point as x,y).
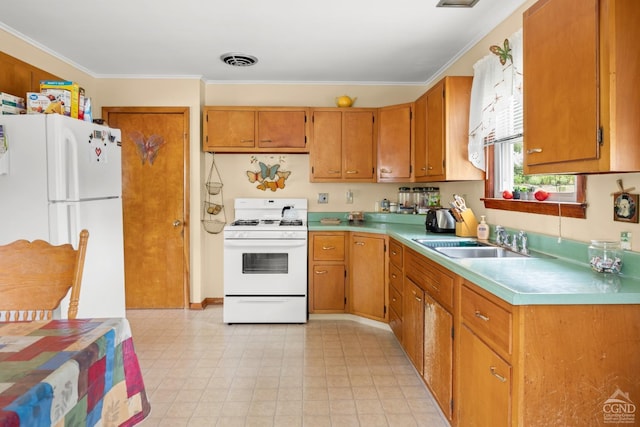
455,208 -> 478,237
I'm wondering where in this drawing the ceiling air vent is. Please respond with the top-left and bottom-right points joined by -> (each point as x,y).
220,53 -> 258,67
436,0 -> 480,7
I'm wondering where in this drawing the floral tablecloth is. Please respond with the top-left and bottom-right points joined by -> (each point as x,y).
0,318 -> 150,426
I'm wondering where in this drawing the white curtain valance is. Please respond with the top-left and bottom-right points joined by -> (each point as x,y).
468,29 -> 523,171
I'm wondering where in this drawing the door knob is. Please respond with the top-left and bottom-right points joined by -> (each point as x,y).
173,220 -> 182,227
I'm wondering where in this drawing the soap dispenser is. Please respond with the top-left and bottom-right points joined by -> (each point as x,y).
477,215 -> 489,241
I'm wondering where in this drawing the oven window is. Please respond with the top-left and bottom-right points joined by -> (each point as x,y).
242,253 -> 288,274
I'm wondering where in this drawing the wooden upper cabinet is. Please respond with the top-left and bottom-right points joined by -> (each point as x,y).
422,76 -> 484,182
0,51 -> 61,98
310,108 -> 376,182
203,106 -> 309,153
377,103 -> 413,182
413,92 -> 428,180
523,0 -> 640,173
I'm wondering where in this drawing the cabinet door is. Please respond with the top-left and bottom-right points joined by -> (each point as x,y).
403,277 -> 424,373
310,110 -> 343,179
377,103 -> 412,182
426,81 -> 445,180
350,233 -> 386,321
413,92 -> 428,180
523,0 -> 599,170
343,110 -> 376,181
311,264 -> 346,312
204,109 -> 255,150
423,293 -> 453,420
459,325 -> 511,427
258,110 -> 307,149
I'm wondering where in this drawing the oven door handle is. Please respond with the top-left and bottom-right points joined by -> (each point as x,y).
224,239 -> 307,248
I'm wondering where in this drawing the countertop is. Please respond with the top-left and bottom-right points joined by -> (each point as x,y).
308,215 -> 640,306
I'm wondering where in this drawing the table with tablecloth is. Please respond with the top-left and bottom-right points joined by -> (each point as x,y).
0,318 -> 150,426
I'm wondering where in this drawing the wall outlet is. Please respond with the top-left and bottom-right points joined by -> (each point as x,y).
621,231 -> 632,250
318,193 -> 329,204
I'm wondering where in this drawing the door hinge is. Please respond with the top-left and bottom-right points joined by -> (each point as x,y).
451,327 -> 454,339
442,159 -> 446,168
311,166 -> 314,173
344,270 -> 347,278
384,305 -> 387,315
344,297 -> 347,305
305,135 -> 307,145
597,127 -> 603,145
305,114 -> 307,123
410,111 -> 413,120
451,399 -> 454,413
409,164 -> 413,174
384,242 -> 387,252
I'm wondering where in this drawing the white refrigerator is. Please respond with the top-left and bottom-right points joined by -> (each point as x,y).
0,114 -> 126,319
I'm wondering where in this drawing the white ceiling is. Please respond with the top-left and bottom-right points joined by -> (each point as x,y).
1,0 -> 527,84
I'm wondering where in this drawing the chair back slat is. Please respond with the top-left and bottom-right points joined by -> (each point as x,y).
0,230 -> 89,320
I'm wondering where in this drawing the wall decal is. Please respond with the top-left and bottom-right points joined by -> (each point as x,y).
247,155 -> 291,191
129,131 -> 166,165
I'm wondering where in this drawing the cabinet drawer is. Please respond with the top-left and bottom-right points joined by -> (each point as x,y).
405,248 -> 454,310
389,239 -> 403,267
312,235 -> 345,261
390,284 -> 402,316
461,284 -> 512,355
389,263 -> 403,293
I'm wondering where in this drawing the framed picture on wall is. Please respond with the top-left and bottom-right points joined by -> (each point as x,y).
613,193 -> 639,223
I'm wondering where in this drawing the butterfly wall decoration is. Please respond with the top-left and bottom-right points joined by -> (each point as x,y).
129,131 -> 167,165
247,156 -> 291,192
489,38 -> 513,65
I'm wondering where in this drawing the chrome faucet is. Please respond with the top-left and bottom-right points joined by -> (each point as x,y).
510,233 -> 519,252
495,226 -> 507,246
519,230 -> 529,255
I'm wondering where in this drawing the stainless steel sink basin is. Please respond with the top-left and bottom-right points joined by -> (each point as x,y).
433,246 -> 527,258
412,239 -> 489,249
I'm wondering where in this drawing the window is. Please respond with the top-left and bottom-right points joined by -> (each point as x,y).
468,29 -> 586,218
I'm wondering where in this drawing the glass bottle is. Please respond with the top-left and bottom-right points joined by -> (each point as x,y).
588,240 -> 623,274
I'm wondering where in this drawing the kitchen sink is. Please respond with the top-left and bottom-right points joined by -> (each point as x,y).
412,239 -> 490,249
433,246 -> 528,259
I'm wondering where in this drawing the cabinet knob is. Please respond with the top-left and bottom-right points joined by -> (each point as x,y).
428,165 -> 433,170
391,274 -> 397,279
328,170 -> 341,174
260,139 -> 273,143
322,246 -> 335,250
415,296 -> 422,302
345,170 -> 358,174
527,148 -> 543,154
240,139 -> 254,143
173,220 -> 182,227
421,167 -> 427,171
315,270 -> 328,275
354,241 -> 365,246
380,168 -> 392,173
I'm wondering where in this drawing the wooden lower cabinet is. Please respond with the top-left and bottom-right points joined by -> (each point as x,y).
350,233 -> 387,321
403,277 -> 424,373
423,293 -> 453,420
458,325 -> 511,427
308,232 -> 346,313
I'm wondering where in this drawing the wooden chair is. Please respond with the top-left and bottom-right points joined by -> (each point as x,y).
0,230 -> 89,321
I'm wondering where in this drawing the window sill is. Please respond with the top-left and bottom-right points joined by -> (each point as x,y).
481,198 -> 587,219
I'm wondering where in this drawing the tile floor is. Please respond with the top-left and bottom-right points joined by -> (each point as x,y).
129,307 -> 448,427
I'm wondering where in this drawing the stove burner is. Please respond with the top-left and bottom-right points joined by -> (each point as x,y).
232,219 -> 259,226
262,219 -> 277,224
280,219 -> 303,226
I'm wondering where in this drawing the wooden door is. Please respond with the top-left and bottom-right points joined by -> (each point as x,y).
310,110 -> 343,180
204,108 -> 255,150
311,264 -> 346,312
403,277 -> 424,373
377,103 -> 412,182
350,233 -> 386,320
423,293 -> 453,420
102,107 -> 189,309
343,110 -> 376,181
523,0 -> 598,169
413,92 -> 428,180
427,80 -> 445,179
459,325 -> 511,427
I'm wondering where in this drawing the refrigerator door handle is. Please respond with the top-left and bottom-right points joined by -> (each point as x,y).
49,127 -> 80,201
